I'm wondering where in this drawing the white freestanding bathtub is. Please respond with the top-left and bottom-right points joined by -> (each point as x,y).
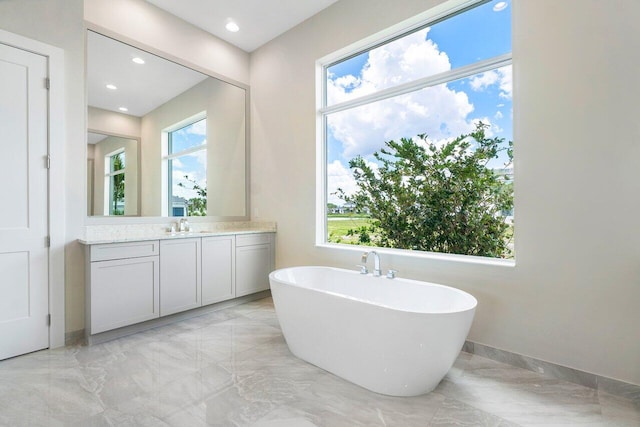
269,266 -> 477,397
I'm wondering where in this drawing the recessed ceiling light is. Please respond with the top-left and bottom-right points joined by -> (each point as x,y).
493,1 -> 508,12
132,57 -> 145,64
106,84 -> 117,90
118,107 -> 128,112
225,21 -> 240,32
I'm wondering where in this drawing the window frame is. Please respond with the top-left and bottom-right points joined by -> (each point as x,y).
315,0 -> 514,264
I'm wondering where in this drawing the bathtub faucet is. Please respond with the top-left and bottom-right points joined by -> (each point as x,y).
362,251 -> 382,277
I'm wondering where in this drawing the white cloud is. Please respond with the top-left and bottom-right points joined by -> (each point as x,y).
326,159 -> 379,205
471,117 -> 501,136
187,119 -> 207,136
494,110 -> 504,120
469,65 -> 512,100
172,169 -> 205,199
498,65 -> 512,99
470,70 -> 499,91
326,27 -> 498,160
327,160 -> 357,205
325,26 -> 512,203
327,28 -> 451,106
329,83 -> 476,159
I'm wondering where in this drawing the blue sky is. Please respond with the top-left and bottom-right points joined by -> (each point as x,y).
169,118 -> 207,201
325,0 -> 512,204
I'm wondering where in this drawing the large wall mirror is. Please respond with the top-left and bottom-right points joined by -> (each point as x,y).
86,30 -> 248,219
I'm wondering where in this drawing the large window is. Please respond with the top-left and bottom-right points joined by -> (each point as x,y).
105,150 -> 125,216
165,115 -> 207,216
320,0 -> 513,259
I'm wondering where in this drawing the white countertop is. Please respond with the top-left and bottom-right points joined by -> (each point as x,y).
78,222 -> 276,245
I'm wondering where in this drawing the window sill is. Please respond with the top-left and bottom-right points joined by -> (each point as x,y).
315,242 -> 515,268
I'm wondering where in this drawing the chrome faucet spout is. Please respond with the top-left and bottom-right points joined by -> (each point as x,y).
362,251 -> 382,277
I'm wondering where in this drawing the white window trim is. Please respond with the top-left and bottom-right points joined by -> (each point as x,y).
315,0 -> 514,266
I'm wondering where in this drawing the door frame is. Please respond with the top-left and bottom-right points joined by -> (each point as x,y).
0,29 -> 65,348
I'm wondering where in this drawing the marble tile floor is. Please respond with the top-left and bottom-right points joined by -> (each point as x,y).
0,297 -> 638,426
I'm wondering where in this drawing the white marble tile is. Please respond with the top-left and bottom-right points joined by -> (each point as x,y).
430,397 -> 520,426
436,354 -> 608,425
2,295 -> 640,427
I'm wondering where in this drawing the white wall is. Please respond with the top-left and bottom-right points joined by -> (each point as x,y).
250,0 -> 640,385
88,106 -> 142,139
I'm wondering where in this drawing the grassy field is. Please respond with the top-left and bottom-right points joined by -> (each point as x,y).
327,214 -> 515,258
327,215 -> 374,244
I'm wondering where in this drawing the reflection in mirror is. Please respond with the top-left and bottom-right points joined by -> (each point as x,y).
86,31 -> 247,218
87,132 -> 139,216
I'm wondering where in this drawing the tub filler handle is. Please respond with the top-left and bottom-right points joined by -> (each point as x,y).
356,264 -> 369,274
386,269 -> 398,279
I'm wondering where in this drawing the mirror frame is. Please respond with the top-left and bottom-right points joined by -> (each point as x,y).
84,24 -> 250,225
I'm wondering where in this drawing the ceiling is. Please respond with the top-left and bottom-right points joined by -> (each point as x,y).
145,0 -> 340,52
87,1 -> 341,123
87,31 -> 208,118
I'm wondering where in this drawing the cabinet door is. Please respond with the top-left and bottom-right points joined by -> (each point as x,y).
202,235 -> 235,305
236,243 -> 272,297
90,256 -> 159,334
160,238 -> 201,316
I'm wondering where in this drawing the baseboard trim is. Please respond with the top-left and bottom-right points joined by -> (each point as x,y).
64,329 -> 85,346
463,341 -> 640,405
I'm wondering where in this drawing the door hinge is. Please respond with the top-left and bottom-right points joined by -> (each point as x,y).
45,78 -> 50,90
45,236 -> 50,247
46,314 -> 51,326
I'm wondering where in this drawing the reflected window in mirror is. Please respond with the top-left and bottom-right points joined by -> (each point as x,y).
105,149 -> 126,215
164,112 -> 207,216
87,132 -> 139,217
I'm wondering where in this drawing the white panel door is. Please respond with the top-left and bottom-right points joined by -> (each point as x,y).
0,43 -> 49,360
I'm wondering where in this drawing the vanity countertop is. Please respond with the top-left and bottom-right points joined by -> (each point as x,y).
78,222 -> 276,245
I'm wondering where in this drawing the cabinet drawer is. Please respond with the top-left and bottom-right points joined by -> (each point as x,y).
90,240 -> 159,262
235,233 -> 272,247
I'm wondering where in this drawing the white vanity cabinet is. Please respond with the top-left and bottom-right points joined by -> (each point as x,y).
83,231 -> 275,341
160,237 -> 201,316
86,241 -> 160,335
202,235 -> 235,305
236,233 -> 274,297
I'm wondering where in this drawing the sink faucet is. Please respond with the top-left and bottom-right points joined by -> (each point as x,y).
362,251 -> 382,277
179,217 -> 190,232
